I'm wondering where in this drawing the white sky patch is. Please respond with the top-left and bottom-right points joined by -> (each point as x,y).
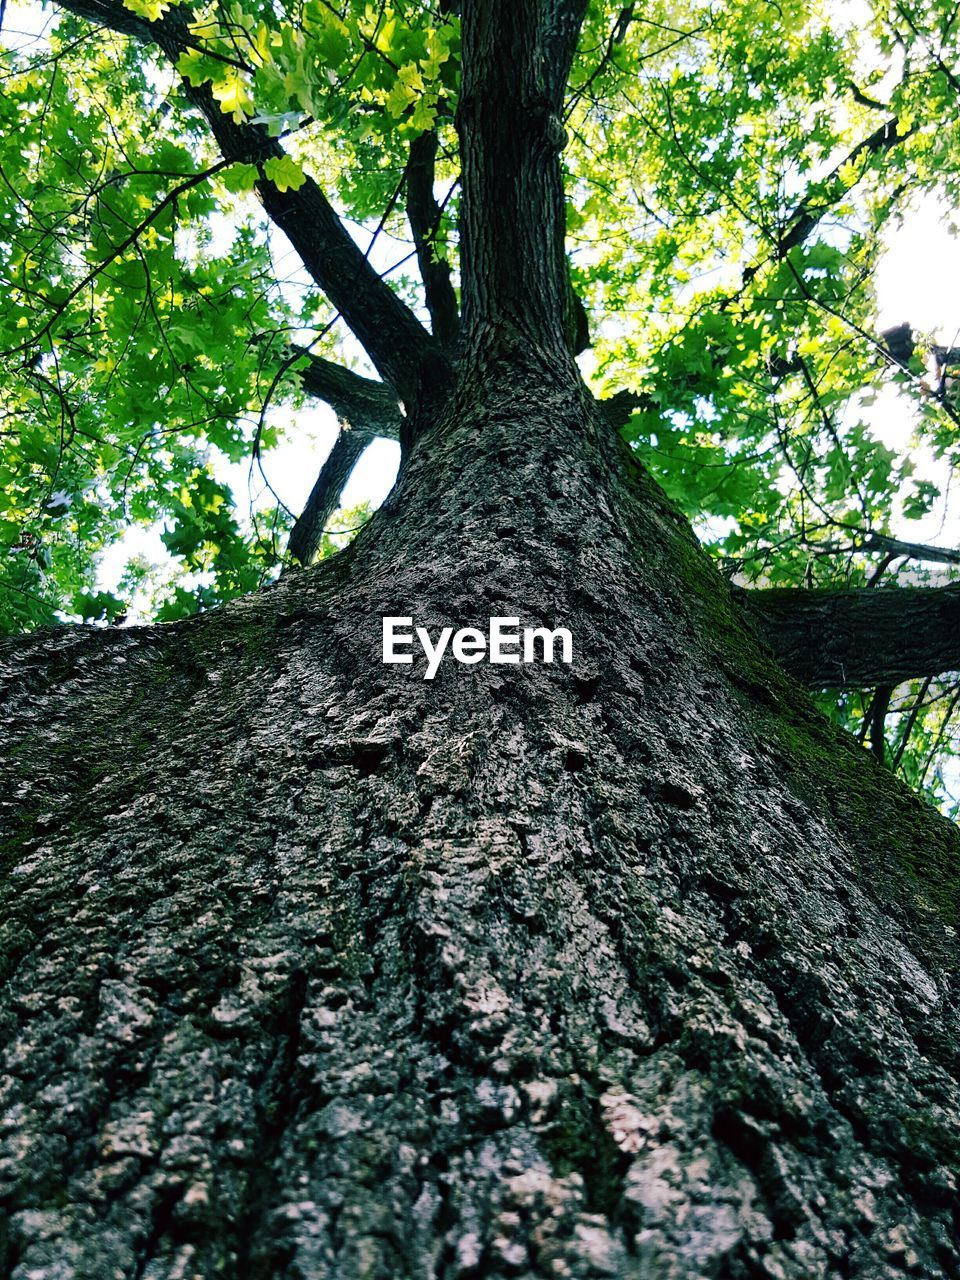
864,195 -> 960,551
222,411 -> 400,526
875,196 -> 960,343
1,0 -> 53,48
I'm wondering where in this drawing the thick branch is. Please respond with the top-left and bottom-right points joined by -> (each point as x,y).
288,429 -> 369,566
52,0 -> 439,404
289,353 -> 400,563
458,0 -> 589,361
868,685 -> 893,762
289,353 -> 401,564
541,0 -> 594,102
598,388 -> 655,429
742,584 -> 960,688
857,532 -> 960,568
406,132 -> 460,352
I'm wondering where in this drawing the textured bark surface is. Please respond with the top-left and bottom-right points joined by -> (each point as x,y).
3,361 -> 960,1279
6,2 -> 960,1275
296,358 -> 401,443
742,584 -> 960,688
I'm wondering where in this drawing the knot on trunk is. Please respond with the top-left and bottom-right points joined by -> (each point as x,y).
543,111 -> 568,152
525,102 -> 568,153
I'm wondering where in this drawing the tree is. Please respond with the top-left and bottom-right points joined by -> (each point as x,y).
3,0 -> 960,1274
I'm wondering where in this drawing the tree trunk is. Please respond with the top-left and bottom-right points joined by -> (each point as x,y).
3,358 -> 960,1279
5,1 -> 960,1275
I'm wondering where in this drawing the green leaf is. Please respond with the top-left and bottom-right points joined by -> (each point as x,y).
262,155 -> 307,192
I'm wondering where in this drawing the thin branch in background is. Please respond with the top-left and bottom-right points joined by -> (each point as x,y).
892,675 -> 933,770
869,684 -> 894,762
866,551 -> 899,586
894,1 -> 960,93
3,158 -> 234,359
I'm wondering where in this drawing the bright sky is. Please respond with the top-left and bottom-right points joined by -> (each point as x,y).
55,199 -> 960,611
865,197 -> 960,552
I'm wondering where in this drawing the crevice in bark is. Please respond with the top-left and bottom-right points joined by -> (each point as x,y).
132,1185 -> 185,1280
233,968 -> 309,1279
538,1081 -> 632,1219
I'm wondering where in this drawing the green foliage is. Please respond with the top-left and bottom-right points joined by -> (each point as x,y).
3,0 -> 960,799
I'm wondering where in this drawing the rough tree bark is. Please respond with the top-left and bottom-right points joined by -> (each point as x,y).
3,2 -> 960,1278
743,584 -> 960,688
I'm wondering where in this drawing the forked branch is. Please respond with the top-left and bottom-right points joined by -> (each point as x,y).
296,352 -> 402,441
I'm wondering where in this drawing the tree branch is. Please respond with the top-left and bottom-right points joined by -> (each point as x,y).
406,131 -> 460,352
5,158 -> 231,358
858,532 -> 960,567
727,113 -> 913,304
287,428 -> 370,566
810,531 -> 960,569
868,684 -> 893,762
541,0 -> 593,102
597,387 -> 655,429
295,350 -> 401,440
741,584 -> 960,688
775,117 -> 911,260
288,351 -> 402,564
51,0 -> 441,405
